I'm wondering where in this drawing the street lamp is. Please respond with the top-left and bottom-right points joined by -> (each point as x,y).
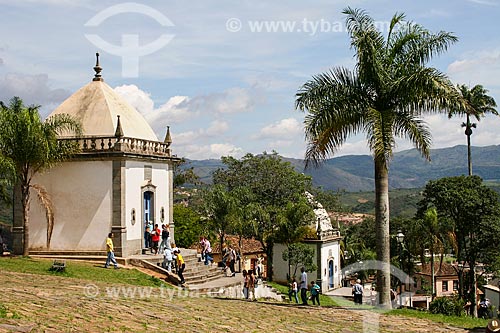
396,230 -> 405,308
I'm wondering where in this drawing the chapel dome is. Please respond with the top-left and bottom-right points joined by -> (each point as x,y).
48,54 -> 158,142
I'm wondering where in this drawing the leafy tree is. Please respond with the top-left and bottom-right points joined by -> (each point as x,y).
282,243 -> 317,279
173,204 -> 204,248
0,97 -> 81,255
448,84 -> 497,176
417,175 -> 500,316
213,152 -> 313,280
295,8 -> 458,306
199,184 -> 240,254
173,158 -> 201,188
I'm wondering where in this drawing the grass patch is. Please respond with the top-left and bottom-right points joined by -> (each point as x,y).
266,281 -> 340,306
0,256 -> 170,288
0,303 -> 20,319
389,308 -> 489,329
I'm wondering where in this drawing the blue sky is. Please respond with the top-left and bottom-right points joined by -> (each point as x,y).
1,0 -> 499,160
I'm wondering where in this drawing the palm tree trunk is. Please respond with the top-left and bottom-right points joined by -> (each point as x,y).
472,265 -> 478,318
466,114 -> 472,176
430,249 -> 435,298
22,185 -> 30,256
375,158 -> 391,308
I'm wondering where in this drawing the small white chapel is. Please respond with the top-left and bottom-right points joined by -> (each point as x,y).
12,54 -> 179,257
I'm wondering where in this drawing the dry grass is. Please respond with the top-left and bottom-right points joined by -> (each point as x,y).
0,259 -> 482,333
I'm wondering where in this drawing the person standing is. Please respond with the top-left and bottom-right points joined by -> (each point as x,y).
151,224 -> 161,255
203,237 -> 213,265
247,269 -> 256,301
310,281 -> 321,306
199,236 -> 207,262
174,249 -> 185,285
144,224 -> 152,251
242,269 -> 249,299
104,232 -> 118,269
228,246 -> 236,277
352,279 -> 363,304
159,224 -> 169,253
300,267 -> 308,305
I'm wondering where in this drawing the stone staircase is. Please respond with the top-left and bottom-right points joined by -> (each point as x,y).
129,249 -> 226,286
30,248 -> 226,287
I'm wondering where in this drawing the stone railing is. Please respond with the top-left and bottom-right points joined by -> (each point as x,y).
58,136 -> 172,157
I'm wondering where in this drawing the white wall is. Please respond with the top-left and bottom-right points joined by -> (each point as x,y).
124,161 -> 144,242
30,160 -> 112,251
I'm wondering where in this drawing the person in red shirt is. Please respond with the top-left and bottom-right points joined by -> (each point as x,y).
151,224 -> 161,255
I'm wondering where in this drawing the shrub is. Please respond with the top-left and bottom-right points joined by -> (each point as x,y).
429,296 -> 465,316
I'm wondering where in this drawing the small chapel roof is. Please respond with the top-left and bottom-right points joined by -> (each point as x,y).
48,53 -> 158,142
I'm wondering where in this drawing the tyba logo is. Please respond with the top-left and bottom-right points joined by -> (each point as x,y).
85,2 -> 175,77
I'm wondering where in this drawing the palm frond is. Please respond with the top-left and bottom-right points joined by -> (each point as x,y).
31,183 -> 54,249
393,112 -> 432,160
297,67 -> 369,167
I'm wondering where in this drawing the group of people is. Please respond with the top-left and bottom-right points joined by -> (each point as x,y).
242,269 -> 257,301
287,267 -> 321,305
144,223 -> 170,255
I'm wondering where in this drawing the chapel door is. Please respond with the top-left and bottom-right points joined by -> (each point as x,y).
144,191 -> 154,227
329,260 -> 334,288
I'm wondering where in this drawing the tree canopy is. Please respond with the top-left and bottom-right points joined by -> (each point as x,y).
211,152 -> 314,280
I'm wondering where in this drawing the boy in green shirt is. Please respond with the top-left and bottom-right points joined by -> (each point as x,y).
310,281 -> 320,306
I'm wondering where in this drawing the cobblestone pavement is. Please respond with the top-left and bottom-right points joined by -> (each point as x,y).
0,271 -> 486,333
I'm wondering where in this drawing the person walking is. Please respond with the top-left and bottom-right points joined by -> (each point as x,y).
299,267 -> 308,305
352,279 -> 363,304
162,246 -> 173,272
310,281 -> 321,306
104,232 -> 118,269
174,249 -> 185,285
288,277 -> 299,304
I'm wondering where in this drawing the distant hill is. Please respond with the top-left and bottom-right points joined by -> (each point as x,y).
181,145 -> 500,192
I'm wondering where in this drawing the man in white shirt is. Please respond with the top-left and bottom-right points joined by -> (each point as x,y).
300,267 -> 308,305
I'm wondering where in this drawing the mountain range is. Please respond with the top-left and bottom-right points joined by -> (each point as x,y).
182,145 -> 500,192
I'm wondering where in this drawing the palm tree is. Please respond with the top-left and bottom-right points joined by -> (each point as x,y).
449,84 -> 497,176
0,97 -> 81,255
296,8 -> 458,307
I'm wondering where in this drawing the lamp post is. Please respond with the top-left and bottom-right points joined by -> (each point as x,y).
396,230 -> 405,308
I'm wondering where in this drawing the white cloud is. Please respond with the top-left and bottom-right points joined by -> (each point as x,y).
447,48 -> 500,88
466,0 -> 497,5
206,120 -> 229,135
188,87 -> 260,114
254,118 -> 302,139
114,84 -> 195,136
177,142 -> 244,160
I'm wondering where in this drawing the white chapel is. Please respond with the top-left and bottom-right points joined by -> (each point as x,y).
12,54 -> 179,257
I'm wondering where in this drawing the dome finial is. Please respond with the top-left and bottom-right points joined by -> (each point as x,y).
164,126 -> 172,147
114,115 -> 124,138
93,52 -> 103,81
